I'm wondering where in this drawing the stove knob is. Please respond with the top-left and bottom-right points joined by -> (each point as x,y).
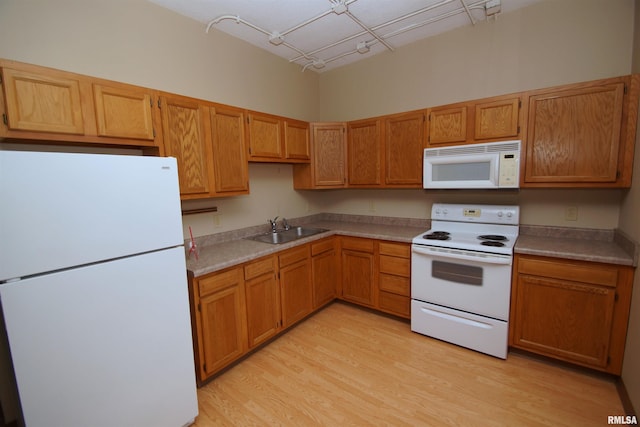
507,212 -> 513,218
443,209 -> 448,215
435,209 -> 441,215
497,211 -> 503,217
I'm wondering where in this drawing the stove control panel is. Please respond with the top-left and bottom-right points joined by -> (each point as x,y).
431,203 -> 520,225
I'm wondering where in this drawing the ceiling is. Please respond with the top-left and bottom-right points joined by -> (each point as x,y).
148,0 -> 541,73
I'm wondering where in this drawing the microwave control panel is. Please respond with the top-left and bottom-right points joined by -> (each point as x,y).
498,152 -> 519,187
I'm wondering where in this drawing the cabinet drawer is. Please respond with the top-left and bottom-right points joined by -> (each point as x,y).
379,274 -> 410,296
379,241 -> 410,258
311,238 -> 335,256
518,257 -> 618,288
244,256 -> 276,280
379,291 -> 410,317
341,237 -> 374,253
379,255 -> 410,277
198,267 -> 243,297
279,245 -> 309,268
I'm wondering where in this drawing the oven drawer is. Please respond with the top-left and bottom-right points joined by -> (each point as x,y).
411,300 -> 508,359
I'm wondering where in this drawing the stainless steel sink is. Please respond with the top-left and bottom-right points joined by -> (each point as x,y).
245,226 -> 328,245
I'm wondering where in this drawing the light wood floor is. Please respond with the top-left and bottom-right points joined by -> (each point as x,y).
193,302 -> 624,426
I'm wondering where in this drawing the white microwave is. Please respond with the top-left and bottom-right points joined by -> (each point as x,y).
423,140 -> 521,189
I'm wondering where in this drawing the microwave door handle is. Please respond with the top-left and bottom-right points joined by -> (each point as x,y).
412,246 -> 512,265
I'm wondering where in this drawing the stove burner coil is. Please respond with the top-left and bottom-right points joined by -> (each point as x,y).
480,240 -> 505,247
478,234 -> 508,241
423,231 -> 450,241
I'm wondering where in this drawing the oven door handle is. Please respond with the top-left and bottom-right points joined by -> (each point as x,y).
412,246 -> 512,265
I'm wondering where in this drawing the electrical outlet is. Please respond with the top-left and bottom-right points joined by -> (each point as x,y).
565,206 -> 578,221
368,200 -> 376,213
212,214 -> 222,228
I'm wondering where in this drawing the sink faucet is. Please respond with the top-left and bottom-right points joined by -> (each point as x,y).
268,216 -> 279,233
281,217 -> 290,231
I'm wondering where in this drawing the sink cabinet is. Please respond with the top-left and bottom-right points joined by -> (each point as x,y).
509,254 -> 634,374
279,245 -> 312,328
311,237 -> 338,309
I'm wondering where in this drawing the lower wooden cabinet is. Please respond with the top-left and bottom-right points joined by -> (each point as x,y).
340,237 -> 376,307
509,254 -> 634,375
244,256 -> 281,349
378,241 -> 411,319
191,266 -> 247,382
279,246 -> 312,328
311,237 -> 338,308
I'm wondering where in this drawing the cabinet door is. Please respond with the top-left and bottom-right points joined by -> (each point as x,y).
280,258 -> 312,328
159,95 -> 211,198
197,268 -> 247,378
347,119 -> 382,186
311,239 -> 338,308
247,112 -> 282,159
475,98 -> 520,140
245,269 -> 280,348
384,111 -> 425,186
341,238 -> 376,307
93,83 -> 155,140
525,83 -> 624,184
513,274 -> 616,368
1,67 -> 85,134
428,106 -> 467,145
209,105 -> 249,194
284,119 -> 310,161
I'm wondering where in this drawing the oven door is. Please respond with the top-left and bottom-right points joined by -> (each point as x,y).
411,244 -> 512,320
423,152 -> 499,189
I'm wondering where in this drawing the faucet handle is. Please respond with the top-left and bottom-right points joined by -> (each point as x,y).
281,217 -> 290,230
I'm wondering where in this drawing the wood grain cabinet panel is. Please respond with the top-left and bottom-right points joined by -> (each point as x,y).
209,105 -> 249,194
347,119 -> 382,186
293,122 -> 347,188
1,66 -> 85,134
384,111 -> 425,187
525,82 -> 624,185
159,95 -> 211,198
279,246 -> 312,328
93,83 -> 155,140
244,256 -> 281,348
311,238 -> 338,309
510,254 -> 634,375
195,267 -> 247,381
340,237 -> 376,307
284,119 -> 310,161
475,98 -> 520,140
428,106 -> 467,145
377,241 -> 410,318
247,111 -> 282,160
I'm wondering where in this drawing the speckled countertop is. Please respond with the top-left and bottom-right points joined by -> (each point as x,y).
186,214 -> 428,277
515,225 -> 637,267
186,214 -> 638,278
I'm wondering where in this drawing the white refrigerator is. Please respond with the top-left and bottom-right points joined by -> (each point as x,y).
0,150 -> 198,427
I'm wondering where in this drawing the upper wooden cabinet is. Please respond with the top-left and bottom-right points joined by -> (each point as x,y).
384,110 -> 426,187
347,118 -> 383,186
0,59 -> 161,149
426,94 -> 522,147
247,111 -> 310,163
209,104 -> 250,195
159,94 -> 249,200
93,83 -> 155,140
293,122 -> 347,189
523,75 -> 639,188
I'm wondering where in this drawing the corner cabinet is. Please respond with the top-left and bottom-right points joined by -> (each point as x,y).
509,254 -> 634,375
523,75 -> 640,188
340,237 -> 376,307
293,122 -> 347,189
247,111 -> 310,163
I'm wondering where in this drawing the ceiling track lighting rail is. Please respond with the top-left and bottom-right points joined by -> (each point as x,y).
205,0 -> 500,72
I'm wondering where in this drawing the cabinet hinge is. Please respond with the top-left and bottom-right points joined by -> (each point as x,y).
149,98 -> 153,108
607,356 -> 611,365
2,113 -> 7,126
518,99 -> 522,109
153,128 -> 156,138
197,303 -> 201,312
624,84 -> 628,94
614,292 -> 619,302
0,75 -> 3,85
157,99 -> 161,108
203,363 -> 207,372
617,170 -> 621,179
517,125 -> 521,134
